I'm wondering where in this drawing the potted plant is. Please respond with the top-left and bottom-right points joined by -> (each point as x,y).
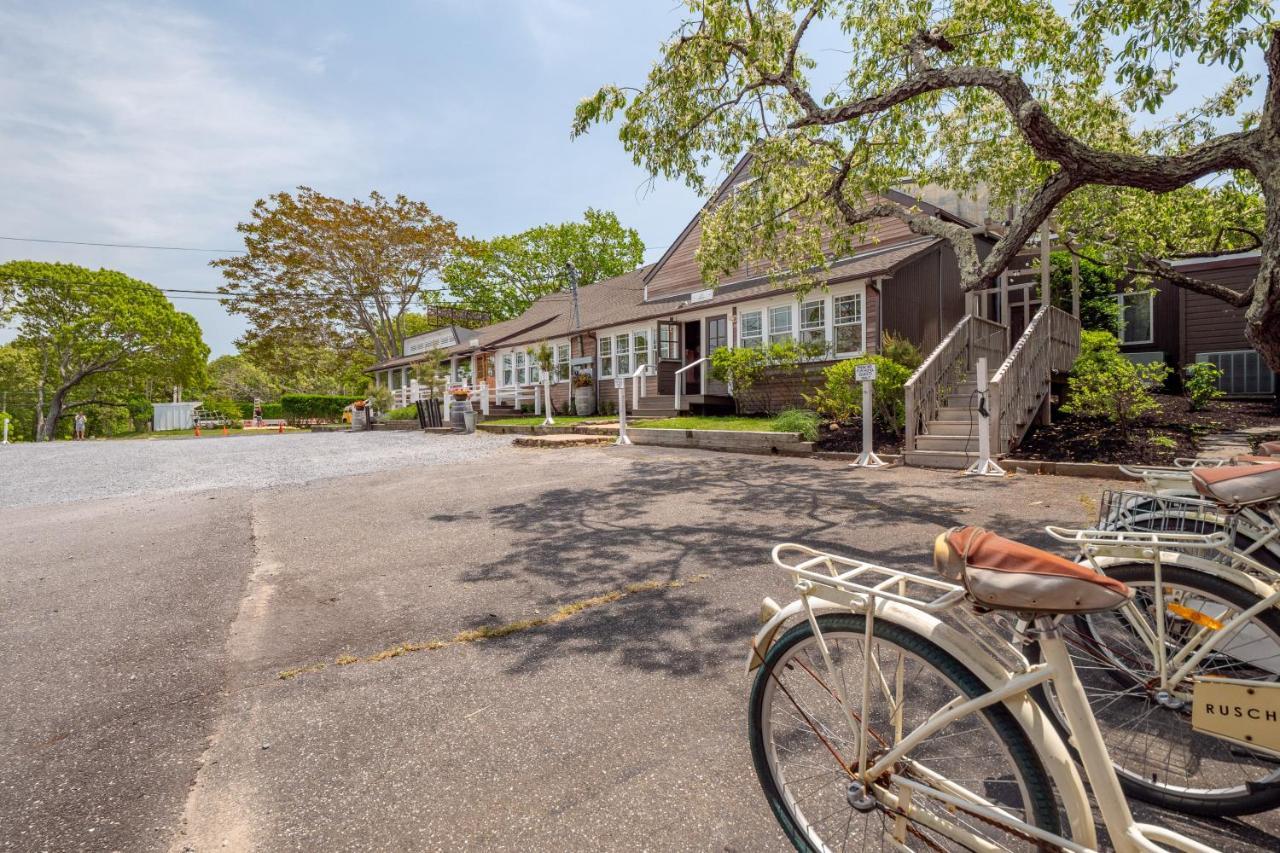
572,370 -> 595,416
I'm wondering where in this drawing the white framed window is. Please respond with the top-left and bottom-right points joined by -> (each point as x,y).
1117,290 -> 1154,345
740,310 -> 763,349
599,336 -> 613,378
615,333 -> 631,375
555,344 -> 570,382
529,355 -> 540,383
833,293 -> 864,355
768,305 -> 793,344
633,329 -> 650,368
501,354 -> 513,387
515,351 -> 527,385
658,323 -> 679,359
799,299 -> 826,347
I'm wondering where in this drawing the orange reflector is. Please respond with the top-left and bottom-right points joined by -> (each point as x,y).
1167,602 -> 1224,630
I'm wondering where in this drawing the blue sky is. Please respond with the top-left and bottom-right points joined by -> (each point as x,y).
0,2 -> 1263,357
0,1 -> 703,356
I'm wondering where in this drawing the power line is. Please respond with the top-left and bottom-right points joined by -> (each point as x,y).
0,235 -> 245,254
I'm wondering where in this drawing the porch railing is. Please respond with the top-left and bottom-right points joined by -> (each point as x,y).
987,306 -> 1081,453
904,315 -> 1007,450
674,357 -> 709,412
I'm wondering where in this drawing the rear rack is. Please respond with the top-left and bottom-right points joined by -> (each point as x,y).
1045,525 -> 1231,553
772,543 -> 1030,673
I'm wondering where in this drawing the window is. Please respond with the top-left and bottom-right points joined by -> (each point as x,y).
633,329 -> 650,368
555,344 -> 570,382
501,354 -> 513,387
599,336 -> 613,378
515,351 -> 527,385
615,333 -> 631,375
799,299 -> 826,347
833,293 -> 864,355
768,305 -> 793,344
659,323 -> 679,359
391,370 -> 403,390
740,310 -> 763,349
529,355 -> 540,383
1116,290 -> 1154,345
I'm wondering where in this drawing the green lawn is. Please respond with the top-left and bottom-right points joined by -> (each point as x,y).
634,416 -> 781,432
480,415 -> 602,426
114,426 -> 308,440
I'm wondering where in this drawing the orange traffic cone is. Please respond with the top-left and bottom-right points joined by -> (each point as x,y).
222,425 -> 229,436
278,422 -> 284,434
194,424 -> 201,437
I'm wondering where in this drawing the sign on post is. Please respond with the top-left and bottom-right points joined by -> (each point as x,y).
614,377 -> 631,446
851,363 -> 885,468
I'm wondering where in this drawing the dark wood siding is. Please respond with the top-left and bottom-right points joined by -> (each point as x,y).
1176,260 -> 1257,363
1116,278 -> 1180,369
878,245 -> 965,354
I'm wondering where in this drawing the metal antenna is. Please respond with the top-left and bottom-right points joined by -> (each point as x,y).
565,261 -> 582,331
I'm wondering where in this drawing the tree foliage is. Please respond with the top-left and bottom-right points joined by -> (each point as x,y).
573,1 -> 1279,368
0,261 -> 209,440
1047,251 -> 1120,334
442,209 -> 645,321
214,188 -> 459,363
207,354 -> 281,402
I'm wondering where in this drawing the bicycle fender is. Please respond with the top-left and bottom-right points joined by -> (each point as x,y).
746,596 -> 1097,849
1090,553 -> 1279,600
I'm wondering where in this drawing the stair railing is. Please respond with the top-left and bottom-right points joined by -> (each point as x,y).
904,315 -> 1007,451
674,357 -> 710,413
987,306 -> 1081,453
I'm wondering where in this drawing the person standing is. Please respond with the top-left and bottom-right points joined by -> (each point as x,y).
73,412 -> 87,441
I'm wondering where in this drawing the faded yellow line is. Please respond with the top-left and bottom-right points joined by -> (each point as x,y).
278,574 -> 709,680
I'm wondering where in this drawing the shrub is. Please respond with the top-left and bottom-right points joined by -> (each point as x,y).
804,355 -> 912,432
1061,331 -> 1168,429
201,396 -> 244,423
880,330 -> 923,371
772,408 -> 819,441
384,405 -> 418,421
1184,362 -> 1224,412
709,346 -> 767,413
0,411 -> 23,442
280,393 -> 364,422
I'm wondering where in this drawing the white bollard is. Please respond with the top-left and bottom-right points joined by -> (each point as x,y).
851,363 -> 885,468
542,377 -> 554,426
614,378 -> 631,446
1,416 -> 9,445
965,357 -> 1006,477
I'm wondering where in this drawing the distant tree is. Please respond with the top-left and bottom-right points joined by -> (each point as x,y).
0,261 -> 209,440
1047,252 -> 1120,334
208,354 -> 281,402
214,188 -> 459,363
442,209 -> 644,321
238,335 -> 374,396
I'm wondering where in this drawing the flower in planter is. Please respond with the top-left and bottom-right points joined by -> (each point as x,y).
573,372 -> 594,389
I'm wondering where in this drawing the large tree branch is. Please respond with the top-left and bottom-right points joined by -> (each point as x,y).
1128,257 -> 1254,307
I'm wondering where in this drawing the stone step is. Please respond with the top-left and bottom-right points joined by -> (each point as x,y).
915,434 -> 981,453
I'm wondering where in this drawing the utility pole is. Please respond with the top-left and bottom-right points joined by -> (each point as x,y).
565,261 -> 582,332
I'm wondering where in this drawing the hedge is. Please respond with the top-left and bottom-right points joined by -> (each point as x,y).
279,394 -> 363,422
236,400 -> 285,419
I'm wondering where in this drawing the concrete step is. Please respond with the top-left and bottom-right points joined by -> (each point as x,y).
903,450 -> 985,470
915,434 -> 981,453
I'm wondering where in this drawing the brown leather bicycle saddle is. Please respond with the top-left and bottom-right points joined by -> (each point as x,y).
933,526 -> 1131,614
1192,462 -> 1280,507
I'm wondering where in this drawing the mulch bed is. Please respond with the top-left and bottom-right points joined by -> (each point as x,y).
814,423 -> 905,455
1016,394 -> 1280,465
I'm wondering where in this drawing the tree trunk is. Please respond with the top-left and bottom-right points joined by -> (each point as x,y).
38,386 -> 69,442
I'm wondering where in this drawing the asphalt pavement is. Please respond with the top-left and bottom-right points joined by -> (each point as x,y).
2,440 -> 1277,851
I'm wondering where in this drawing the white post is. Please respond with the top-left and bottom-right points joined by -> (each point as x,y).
614,378 -> 631,446
675,377 -> 683,413
851,373 -> 886,468
542,376 -> 554,426
632,369 -> 641,412
1,415 -> 9,445
1040,220 -> 1052,310
480,381 -> 489,416
965,357 -> 1006,477
533,385 -> 541,416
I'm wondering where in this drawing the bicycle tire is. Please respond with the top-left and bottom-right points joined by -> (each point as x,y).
750,613 -> 1061,851
1027,562 -> 1280,816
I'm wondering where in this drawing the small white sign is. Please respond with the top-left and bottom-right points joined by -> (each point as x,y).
614,378 -> 626,390
855,363 -> 878,382
689,288 -> 714,303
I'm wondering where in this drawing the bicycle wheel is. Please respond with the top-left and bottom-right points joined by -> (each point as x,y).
1028,562 -> 1280,816
750,613 -> 1061,851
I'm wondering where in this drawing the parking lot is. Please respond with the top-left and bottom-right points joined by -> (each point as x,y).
2,435 -> 1277,850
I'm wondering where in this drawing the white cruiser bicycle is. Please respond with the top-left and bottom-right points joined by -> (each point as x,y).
747,528 -> 1279,852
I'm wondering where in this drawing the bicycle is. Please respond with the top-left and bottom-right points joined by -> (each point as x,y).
747,529 -> 1277,851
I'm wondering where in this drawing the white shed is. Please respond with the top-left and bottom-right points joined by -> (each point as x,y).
152,402 -> 200,431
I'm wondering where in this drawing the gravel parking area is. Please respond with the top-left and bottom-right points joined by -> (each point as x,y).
0,431 -> 512,508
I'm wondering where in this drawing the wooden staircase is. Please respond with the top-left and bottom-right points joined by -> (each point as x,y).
904,307 -> 1081,469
